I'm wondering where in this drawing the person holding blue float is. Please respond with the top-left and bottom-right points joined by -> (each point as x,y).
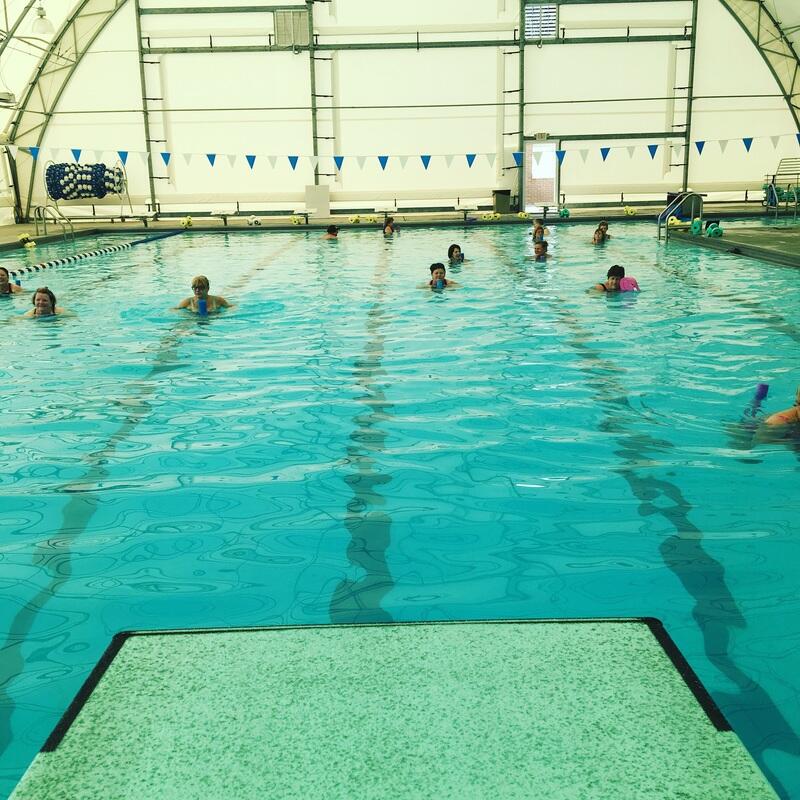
175,275 -> 231,315
0,266 -> 23,295
448,244 -> 465,263
593,265 -> 639,292
424,263 -> 458,290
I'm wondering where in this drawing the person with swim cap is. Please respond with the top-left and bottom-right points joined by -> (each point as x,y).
175,275 -> 231,313
764,386 -> 800,427
448,244 -> 465,263
424,263 -> 459,290
24,286 -> 64,317
323,225 -> 339,240
0,267 -> 23,295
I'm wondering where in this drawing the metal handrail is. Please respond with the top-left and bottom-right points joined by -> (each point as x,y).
657,191 -> 705,241
33,205 -> 75,241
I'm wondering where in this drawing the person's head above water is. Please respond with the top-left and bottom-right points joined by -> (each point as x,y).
32,286 -> 57,315
599,220 -> 609,232
0,266 -> 10,288
191,275 -> 210,298
534,240 -> 548,257
327,225 -> 338,236
605,264 -> 625,290
447,244 -> 463,261
592,228 -> 607,244
430,263 -> 447,278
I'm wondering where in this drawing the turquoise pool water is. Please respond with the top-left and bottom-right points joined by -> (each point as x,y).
1,221 -> 799,798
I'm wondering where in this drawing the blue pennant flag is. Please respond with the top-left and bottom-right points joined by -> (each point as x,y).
695,141 -> 705,155
71,148 -> 81,163
117,151 -> 128,166
27,146 -> 39,160
648,144 -> 659,159
160,152 -> 171,166
556,150 -> 566,165
512,151 -> 523,167
420,154 -> 431,170
206,153 -> 216,167
334,155 -> 345,171
466,153 -> 476,168
600,147 -> 610,162
288,155 -> 299,170
742,137 -> 753,152
245,154 -> 256,169
378,155 -> 389,170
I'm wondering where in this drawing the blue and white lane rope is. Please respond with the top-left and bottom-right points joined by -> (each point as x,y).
8,230 -> 183,279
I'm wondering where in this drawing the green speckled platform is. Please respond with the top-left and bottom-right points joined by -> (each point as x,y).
671,225 -> 800,268
11,620 -> 777,800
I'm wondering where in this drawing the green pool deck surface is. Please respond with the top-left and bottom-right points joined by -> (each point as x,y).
10,619 -> 777,800
670,224 -> 800,268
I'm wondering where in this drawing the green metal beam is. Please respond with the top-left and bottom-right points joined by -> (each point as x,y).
140,4 -> 296,12
306,0 -> 318,185
541,131 -> 684,141
0,0 -> 36,61
134,0 -> 157,212
682,0 -> 698,192
144,33 -> 689,55
517,0 -> 525,211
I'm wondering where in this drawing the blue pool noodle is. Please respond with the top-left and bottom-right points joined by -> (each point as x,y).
435,279 -> 444,290
197,298 -> 208,316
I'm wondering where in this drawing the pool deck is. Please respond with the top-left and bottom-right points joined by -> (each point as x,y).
10,619 -> 777,800
0,202 -> 771,251
669,225 -> 800,269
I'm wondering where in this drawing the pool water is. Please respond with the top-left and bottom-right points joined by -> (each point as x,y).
1,220 -> 799,799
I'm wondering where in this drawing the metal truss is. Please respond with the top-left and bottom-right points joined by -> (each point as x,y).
5,0 -> 128,221
719,0 -> 800,131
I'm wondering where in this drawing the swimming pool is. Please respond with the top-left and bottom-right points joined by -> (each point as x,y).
1,220 -> 799,798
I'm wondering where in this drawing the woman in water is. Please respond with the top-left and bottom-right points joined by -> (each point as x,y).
175,275 -> 231,313
23,286 -> 64,317
424,263 -> 459,290
0,266 -> 23,295
447,244 -> 465,263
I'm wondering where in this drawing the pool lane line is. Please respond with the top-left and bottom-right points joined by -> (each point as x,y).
493,232 -> 799,797
0,237 -> 303,762
7,231 -> 185,280
329,239 -> 396,624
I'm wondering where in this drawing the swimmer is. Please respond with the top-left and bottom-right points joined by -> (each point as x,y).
323,225 -> 339,240
531,219 -> 550,242
593,264 -> 628,292
0,266 -> 23,295
592,228 -> 607,245
23,286 -> 64,317
764,386 -> 800,427
383,216 -> 396,235
598,220 -> 611,239
534,241 -> 550,261
175,275 -> 231,313
448,243 -> 465,263
423,263 -> 459,290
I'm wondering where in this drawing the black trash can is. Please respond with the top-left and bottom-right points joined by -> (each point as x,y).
493,189 -> 511,214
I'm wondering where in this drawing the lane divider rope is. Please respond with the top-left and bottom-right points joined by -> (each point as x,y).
8,230 -> 184,278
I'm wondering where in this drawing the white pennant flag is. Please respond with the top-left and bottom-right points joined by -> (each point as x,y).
770,136 -> 781,149
50,148 -> 64,162
673,145 -> 684,161
444,154 -> 455,168
308,155 -> 319,168
227,154 -> 237,168
718,140 -> 729,155
266,155 -> 277,169
626,146 -> 636,159
7,144 -> 18,159
138,151 -> 150,167
93,150 -> 104,162
485,152 -> 496,168
579,149 -> 589,164
398,155 -> 409,169
532,150 -> 543,167
182,152 -> 193,166
356,156 -> 367,170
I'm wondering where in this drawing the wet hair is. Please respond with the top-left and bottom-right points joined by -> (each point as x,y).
447,244 -> 462,260
191,275 -> 210,289
607,264 -> 625,279
0,266 -> 9,279
598,220 -> 609,229
327,225 -> 338,235
430,262 -> 446,274
385,217 -> 394,225
33,286 -> 56,308
535,239 -> 548,251
593,228 -> 607,242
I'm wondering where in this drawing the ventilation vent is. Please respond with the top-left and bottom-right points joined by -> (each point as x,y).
525,4 -> 557,39
274,10 -> 309,47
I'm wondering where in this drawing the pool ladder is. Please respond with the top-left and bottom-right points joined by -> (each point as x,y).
33,204 -> 75,241
657,192 -> 705,241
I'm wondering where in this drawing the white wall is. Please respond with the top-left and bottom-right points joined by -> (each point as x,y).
4,0 -> 797,215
